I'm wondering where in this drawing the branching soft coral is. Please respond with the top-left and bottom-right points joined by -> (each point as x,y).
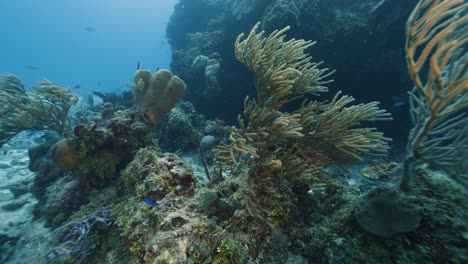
0,74 -> 77,147
214,22 -> 392,223
401,0 -> 467,190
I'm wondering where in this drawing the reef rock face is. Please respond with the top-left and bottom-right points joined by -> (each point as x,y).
112,147 -> 288,263
156,102 -> 226,152
167,0 -> 418,139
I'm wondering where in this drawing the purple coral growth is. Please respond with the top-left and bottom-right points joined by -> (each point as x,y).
46,205 -> 112,263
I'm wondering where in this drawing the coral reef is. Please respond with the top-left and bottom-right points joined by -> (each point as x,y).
108,147 -> 284,263
31,94 -> 465,263
48,70 -> 187,187
5,2 -> 465,263
289,163 -> 467,263
28,68 -> 186,230
156,107 -> 201,152
25,132 -> 83,227
53,22 -> 391,263
100,147 -> 467,263
113,148 -> 201,262
63,111 -> 153,187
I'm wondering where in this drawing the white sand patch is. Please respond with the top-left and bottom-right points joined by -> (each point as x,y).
0,131 -> 53,263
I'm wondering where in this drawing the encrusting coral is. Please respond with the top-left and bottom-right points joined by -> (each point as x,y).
214,22 -> 392,225
133,69 -> 186,127
0,74 -> 78,147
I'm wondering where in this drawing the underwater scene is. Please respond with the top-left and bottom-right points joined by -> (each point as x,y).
0,0 -> 467,263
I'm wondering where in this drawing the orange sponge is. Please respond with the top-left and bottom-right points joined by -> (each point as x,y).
52,139 -> 79,170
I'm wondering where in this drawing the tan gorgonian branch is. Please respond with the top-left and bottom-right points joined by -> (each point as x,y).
0,74 -> 77,146
300,91 -> 392,161
280,152 -> 320,185
31,79 -> 78,133
271,114 -> 303,139
235,22 -> 334,108
213,128 -> 259,168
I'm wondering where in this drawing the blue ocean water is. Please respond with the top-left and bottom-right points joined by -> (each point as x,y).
0,0 -> 177,95
0,0 -> 466,263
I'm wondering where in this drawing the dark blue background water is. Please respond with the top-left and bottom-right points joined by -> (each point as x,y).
0,0 -> 177,96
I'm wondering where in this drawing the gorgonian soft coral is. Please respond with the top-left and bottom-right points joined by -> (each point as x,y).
214,22 -> 392,225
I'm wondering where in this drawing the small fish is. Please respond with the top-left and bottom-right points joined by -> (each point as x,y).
97,82 -> 101,86
24,65 -> 38,70
143,198 -> 159,207
137,61 -> 140,70
84,26 -> 96,32
391,95 -> 407,111
73,84 -> 81,89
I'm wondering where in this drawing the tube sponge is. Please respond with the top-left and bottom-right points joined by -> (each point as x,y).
133,69 -> 186,126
